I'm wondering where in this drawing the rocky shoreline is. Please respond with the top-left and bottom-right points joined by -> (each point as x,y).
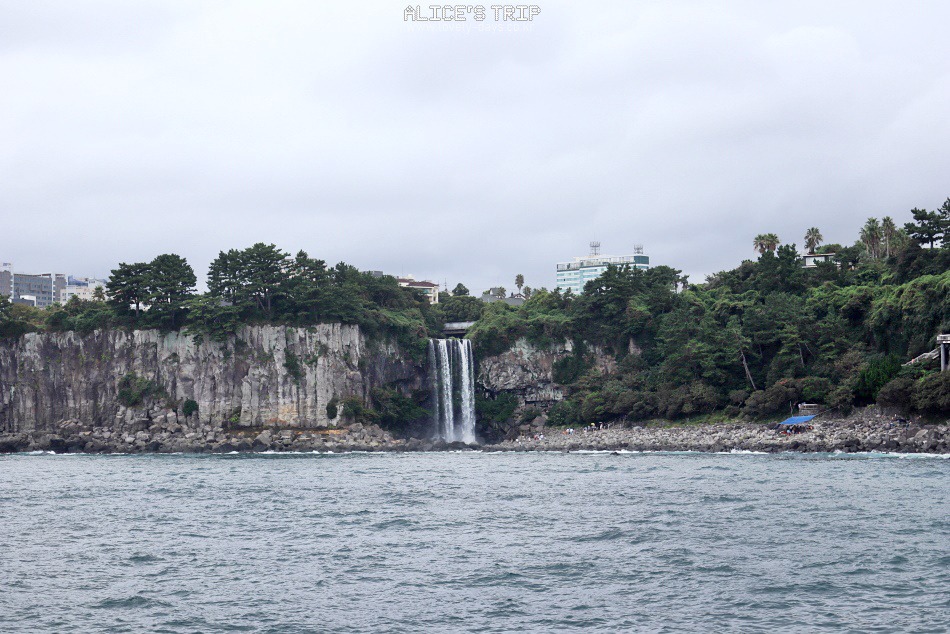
483,418 -> 950,454
0,419 -> 415,454
0,412 -> 948,455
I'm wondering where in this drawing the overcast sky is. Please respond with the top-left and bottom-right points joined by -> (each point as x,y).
2,0 -> 949,293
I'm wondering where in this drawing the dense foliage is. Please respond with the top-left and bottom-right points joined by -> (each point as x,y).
0,243 -> 442,360
336,388 -> 429,435
469,199 -> 950,421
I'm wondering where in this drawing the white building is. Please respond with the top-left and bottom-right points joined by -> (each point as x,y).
396,275 -> 440,304
555,243 -> 650,295
60,276 -> 107,303
0,262 -> 67,307
802,252 -> 836,268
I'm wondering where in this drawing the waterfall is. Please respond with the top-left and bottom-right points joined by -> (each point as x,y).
429,338 -> 477,443
457,339 -> 476,444
437,339 -> 455,441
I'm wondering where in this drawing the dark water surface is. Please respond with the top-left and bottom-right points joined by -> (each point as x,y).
1,451 -> 947,633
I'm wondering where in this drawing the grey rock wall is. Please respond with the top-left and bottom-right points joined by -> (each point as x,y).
0,325 -> 421,433
477,338 -> 617,405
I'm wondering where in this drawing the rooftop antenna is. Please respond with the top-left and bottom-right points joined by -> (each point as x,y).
589,241 -> 601,257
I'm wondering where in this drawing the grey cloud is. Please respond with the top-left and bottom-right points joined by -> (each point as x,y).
1,0 -> 948,295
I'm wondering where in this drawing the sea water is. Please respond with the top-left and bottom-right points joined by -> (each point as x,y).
0,452 -> 947,632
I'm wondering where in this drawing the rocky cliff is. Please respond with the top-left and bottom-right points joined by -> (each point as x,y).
477,338 -> 617,406
475,338 -> 618,441
0,325 -> 422,434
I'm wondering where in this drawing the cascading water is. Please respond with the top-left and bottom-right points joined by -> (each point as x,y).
457,340 -> 476,444
428,339 -> 477,444
436,339 -> 455,441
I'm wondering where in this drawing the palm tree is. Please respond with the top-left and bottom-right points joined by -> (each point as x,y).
881,216 -> 897,258
804,227 -> 823,254
860,218 -> 882,258
515,274 -> 524,295
753,233 -> 781,255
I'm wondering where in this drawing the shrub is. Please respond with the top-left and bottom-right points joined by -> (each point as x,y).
371,387 -> 427,434
475,392 -> 519,424
828,385 -> 854,415
341,395 -> 378,423
682,382 -> 723,415
283,350 -> 304,383
876,375 -> 915,409
546,400 -> 579,426
913,372 -> 950,414
520,406 -> 542,424
117,373 -> 160,408
853,355 -> 902,403
742,380 -> 801,419
626,392 -> 658,420
800,376 -> 832,403
182,399 -> 199,417
657,386 -> 691,419
326,398 -> 339,420
728,389 -> 750,406
552,353 -> 587,385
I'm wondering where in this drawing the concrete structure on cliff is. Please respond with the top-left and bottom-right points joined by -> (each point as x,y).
939,334 -> 950,372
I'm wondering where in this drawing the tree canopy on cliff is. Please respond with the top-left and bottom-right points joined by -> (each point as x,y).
470,197 -> 950,421
188,245 -> 439,355
1,243 -> 441,359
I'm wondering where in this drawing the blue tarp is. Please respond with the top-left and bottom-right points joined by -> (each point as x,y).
777,415 -> 816,426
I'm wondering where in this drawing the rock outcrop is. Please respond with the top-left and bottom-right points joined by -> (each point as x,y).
0,418 -> 478,454
484,419 -> 950,454
477,338 -> 616,406
0,325 -> 422,434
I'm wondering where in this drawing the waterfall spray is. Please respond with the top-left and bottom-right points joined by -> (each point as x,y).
429,338 -> 477,443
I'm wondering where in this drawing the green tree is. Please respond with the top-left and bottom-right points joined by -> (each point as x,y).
939,198 -> 950,247
0,294 -> 31,339
145,254 -> 197,328
804,227 -> 823,254
371,387 -> 427,435
107,262 -> 150,318
452,283 -> 469,296
283,250 -> 330,322
904,207 -> 942,248
208,243 -> 289,320
439,295 -> 484,322
753,233 -> 780,254
881,217 -> 897,258
183,295 -> 242,341
515,274 -> 524,294
860,218 -> 882,258
853,355 -> 902,403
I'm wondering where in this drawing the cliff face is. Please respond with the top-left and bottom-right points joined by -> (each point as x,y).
477,339 -> 572,405
477,338 -> 617,405
0,325 -> 422,433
